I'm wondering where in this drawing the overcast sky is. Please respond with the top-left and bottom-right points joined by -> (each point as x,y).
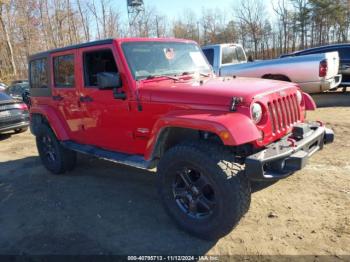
114,0 -> 279,23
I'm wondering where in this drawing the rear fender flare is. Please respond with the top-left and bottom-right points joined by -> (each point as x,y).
30,105 -> 69,140
144,111 -> 260,160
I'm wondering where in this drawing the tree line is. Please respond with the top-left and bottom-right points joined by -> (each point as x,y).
0,0 -> 349,81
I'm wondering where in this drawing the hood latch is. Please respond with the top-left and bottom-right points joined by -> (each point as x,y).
230,97 -> 243,112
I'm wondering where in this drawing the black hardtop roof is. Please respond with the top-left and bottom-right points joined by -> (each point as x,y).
29,38 -> 114,60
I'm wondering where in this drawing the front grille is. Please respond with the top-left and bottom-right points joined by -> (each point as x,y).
268,94 -> 300,134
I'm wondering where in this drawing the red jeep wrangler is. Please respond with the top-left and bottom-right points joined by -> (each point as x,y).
28,38 -> 334,239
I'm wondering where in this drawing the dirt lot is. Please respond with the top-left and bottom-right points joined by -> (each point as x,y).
0,93 -> 349,258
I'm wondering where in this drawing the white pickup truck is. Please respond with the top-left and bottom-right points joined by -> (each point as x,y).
202,43 -> 342,93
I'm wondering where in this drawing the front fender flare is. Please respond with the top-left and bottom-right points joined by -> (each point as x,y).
303,92 -> 316,110
144,110 -> 260,160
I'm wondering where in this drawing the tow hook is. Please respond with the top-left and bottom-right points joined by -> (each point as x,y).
287,138 -> 297,148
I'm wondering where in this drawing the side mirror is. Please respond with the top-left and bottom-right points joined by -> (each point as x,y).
97,72 -> 122,89
247,55 -> 254,62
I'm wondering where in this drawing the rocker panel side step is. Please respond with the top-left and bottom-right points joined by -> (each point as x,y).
61,141 -> 151,170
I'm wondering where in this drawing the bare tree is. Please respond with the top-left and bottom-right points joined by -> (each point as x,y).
234,0 -> 265,58
0,0 -> 16,76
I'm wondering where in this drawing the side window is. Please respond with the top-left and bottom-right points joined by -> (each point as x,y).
236,47 -> 246,62
83,49 -> 118,87
221,46 -> 235,64
30,58 -> 48,89
53,54 -> 75,87
202,48 -> 214,66
338,48 -> 350,59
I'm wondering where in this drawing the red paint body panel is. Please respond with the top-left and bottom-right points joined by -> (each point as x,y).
143,110 -> 261,160
30,105 -> 70,140
29,37 -> 307,161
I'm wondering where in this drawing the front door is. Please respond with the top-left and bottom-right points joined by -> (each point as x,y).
51,50 -> 84,142
76,45 -> 135,154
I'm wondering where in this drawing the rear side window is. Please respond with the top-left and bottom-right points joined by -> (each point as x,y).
53,55 -> 75,87
30,58 -> 48,89
221,46 -> 235,64
203,49 -> 214,66
236,46 -> 246,62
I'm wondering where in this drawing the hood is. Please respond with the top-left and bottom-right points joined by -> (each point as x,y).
139,76 -> 298,107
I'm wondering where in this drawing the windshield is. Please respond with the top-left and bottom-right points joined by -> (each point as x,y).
122,42 -> 211,80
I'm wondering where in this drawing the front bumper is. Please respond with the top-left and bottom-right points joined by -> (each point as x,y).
245,122 -> 334,181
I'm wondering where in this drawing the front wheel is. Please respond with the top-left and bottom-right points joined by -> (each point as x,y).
157,142 -> 251,240
36,124 -> 77,174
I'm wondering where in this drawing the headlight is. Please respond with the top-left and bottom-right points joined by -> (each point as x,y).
251,103 -> 263,124
296,90 -> 303,104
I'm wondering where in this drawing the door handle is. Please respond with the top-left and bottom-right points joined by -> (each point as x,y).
79,96 -> 93,102
52,95 -> 63,101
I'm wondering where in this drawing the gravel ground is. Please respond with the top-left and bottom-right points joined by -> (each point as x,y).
0,93 -> 349,259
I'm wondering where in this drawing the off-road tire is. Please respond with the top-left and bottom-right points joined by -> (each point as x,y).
36,124 -> 77,174
157,141 -> 251,240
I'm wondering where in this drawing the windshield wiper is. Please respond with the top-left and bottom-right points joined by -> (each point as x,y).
144,75 -> 179,81
181,71 -> 210,77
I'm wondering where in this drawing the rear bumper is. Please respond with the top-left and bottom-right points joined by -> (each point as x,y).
0,121 -> 29,133
299,74 -> 342,93
245,122 -> 334,181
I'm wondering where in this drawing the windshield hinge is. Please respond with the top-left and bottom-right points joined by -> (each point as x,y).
135,81 -> 143,112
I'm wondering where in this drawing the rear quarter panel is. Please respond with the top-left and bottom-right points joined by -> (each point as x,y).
30,104 -> 70,140
220,54 -> 327,84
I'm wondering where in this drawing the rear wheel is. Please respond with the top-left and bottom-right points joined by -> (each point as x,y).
157,142 -> 251,240
36,124 -> 76,174
14,127 -> 28,134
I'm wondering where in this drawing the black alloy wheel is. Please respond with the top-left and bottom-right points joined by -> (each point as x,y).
172,166 -> 216,219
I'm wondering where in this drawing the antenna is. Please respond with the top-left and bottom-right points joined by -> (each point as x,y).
127,0 -> 145,36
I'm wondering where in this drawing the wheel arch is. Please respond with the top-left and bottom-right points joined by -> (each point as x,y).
30,106 -> 69,140
262,74 -> 292,82
147,127 -> 222,166
144,112 -> 260,163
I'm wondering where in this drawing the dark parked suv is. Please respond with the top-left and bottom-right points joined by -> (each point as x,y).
0,92 -> 29,134
281,44 -> 350,89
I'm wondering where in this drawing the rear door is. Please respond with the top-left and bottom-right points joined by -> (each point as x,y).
51,50 -> 84,142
